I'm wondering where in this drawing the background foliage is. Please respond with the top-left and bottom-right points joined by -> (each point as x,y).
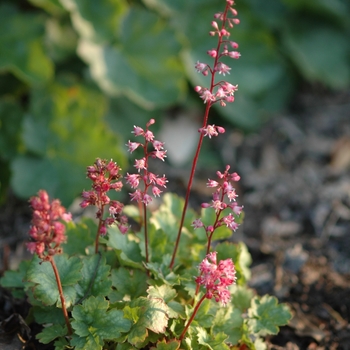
1,0 -> 349,205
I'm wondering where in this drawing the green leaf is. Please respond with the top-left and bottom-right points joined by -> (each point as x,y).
62,218 -> 97,256
26,254 -> 82,307
77,7 -> 186,109
11,82 -> 126,206
32,305 -> 65,325
230,285 -> 254,312
0,4 -> 53,84
60,0 -> 128,43
71,295 -> 132,349
111,267 -> 148,300
283,22 -> 350,89
147,285 -> 184,318
0,97 -> 23,160
149,193 -> 200,266
28,0 -> 65,15
248,295 -> 292,336
146,257 -> 181,287
197,327 -> 229,350
212,305 -> 243,345
36,324 -> 67,344
75,254 -> 112,302
127,297 -> 169,346
106,226 -> 144,269
151,339 -> 180,350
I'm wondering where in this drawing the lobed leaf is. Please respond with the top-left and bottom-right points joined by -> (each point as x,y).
248,295 -> 292,336
75,254 -> 112,302
111,267 -> 148,300
26,254 -> 82,307
71,295 -> 132,348
36,324 -> 67,344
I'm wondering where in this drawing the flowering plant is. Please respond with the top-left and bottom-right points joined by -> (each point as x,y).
0,1 -> 291,349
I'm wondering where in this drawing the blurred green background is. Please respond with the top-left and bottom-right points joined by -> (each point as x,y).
0,0 -> 349,206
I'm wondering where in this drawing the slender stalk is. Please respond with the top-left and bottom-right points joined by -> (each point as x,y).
179,294 -> 206,341
170,4 -> 232,269
143,202 -> 149,263
49,257 -> 73,335
95,206 -> 104,254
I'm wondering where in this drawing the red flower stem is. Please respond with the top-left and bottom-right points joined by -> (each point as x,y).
169,5 -> 232,270
95,206 -> 104,254
49,257 -> 73,335
143,202 -> 149,264
179,293 -> 206,341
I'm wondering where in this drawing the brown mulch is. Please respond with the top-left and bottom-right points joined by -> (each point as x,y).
1,87 -> 350,349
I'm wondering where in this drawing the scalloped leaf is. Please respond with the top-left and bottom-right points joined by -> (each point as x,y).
126,297 -> 169,346
212,305 -> 243,345
0,260 -> 32,299
151,339 -> 180,350
197,327 -> 229,350
26,254 -> 82,307
75,254 -> 112,302
106,226 -> 144,269
62,218 -> 97,256
71,296 -> 132,349
248,295 -> 292,336
36,324 -> 67,344
111,267 -> 148,300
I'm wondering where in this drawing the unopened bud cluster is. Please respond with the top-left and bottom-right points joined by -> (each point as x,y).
27,190 -> 72,259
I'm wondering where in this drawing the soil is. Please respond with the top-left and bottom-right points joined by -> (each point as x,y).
1,87 -> 350,349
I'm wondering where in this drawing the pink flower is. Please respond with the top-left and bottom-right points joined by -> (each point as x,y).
215,62 -> 231,76
134,158 -> 147,172
126,141 -> 141,153
196,252 -> 236,306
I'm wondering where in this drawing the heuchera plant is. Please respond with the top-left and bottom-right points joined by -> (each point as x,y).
1,1 -> 292,349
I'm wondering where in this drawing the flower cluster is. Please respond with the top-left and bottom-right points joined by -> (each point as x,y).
192,165 -> 243,235
27,190 -> 72,260
80,158 -> 128,235
125,119 -> 168,205
194,0 -> 240,108
196,251 -> 236,306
